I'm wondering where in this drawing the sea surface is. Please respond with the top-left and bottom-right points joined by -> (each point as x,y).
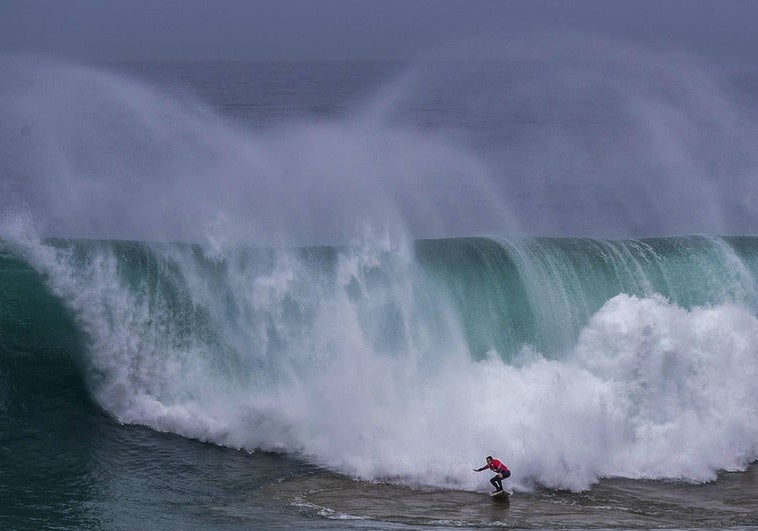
1,54 -> 757,529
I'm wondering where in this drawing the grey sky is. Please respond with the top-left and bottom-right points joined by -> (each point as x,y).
1,0 -> 758,62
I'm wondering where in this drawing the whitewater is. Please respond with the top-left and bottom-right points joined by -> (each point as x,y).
1,45 -> 758,528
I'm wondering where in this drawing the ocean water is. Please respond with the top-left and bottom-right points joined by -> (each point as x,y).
1,51 -> 758,529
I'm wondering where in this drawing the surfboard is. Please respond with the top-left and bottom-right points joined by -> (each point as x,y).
490,489 -> 513,497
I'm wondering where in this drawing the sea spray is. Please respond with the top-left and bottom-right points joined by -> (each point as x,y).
574,294 -> 758,481
0,58 -> 509,245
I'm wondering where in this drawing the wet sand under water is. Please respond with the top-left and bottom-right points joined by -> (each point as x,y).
264,464 -> 758,529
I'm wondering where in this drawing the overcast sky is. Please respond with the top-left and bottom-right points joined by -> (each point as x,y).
1,0 -> 758,62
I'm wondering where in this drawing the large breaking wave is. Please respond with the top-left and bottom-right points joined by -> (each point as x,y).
2,233 -> 756,491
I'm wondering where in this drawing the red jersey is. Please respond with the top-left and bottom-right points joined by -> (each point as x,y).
488,459 -> 509,473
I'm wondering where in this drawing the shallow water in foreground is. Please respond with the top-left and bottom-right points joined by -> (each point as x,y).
3,401 -> 756,530
267,464 -> 758,529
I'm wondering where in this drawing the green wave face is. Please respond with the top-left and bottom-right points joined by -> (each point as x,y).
417,236 -> 757,358
0,250 -> 83,357
2,236 -> 757,364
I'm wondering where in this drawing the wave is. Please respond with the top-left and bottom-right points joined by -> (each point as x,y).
1,232 -> 756,491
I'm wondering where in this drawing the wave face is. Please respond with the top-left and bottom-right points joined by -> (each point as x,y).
2,233 -> 756,491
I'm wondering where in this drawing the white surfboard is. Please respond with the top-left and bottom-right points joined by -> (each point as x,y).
490,488 -> 513,497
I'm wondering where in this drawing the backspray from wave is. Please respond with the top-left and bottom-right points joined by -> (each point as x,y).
0,57 -> 510,245
1,38 -> 757,493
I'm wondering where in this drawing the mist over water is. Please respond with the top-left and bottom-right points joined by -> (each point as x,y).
1,57 -> 508,246
3,37 -> 758,245
391,37 -> 758,237
1,36 -> 758,501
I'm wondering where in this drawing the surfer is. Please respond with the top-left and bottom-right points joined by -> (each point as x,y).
474,455 -> 511,493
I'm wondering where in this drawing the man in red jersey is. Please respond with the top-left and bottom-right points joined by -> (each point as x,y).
474,455 -> 511,493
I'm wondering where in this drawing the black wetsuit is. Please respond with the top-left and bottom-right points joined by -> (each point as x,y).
484,459 -> 510,491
